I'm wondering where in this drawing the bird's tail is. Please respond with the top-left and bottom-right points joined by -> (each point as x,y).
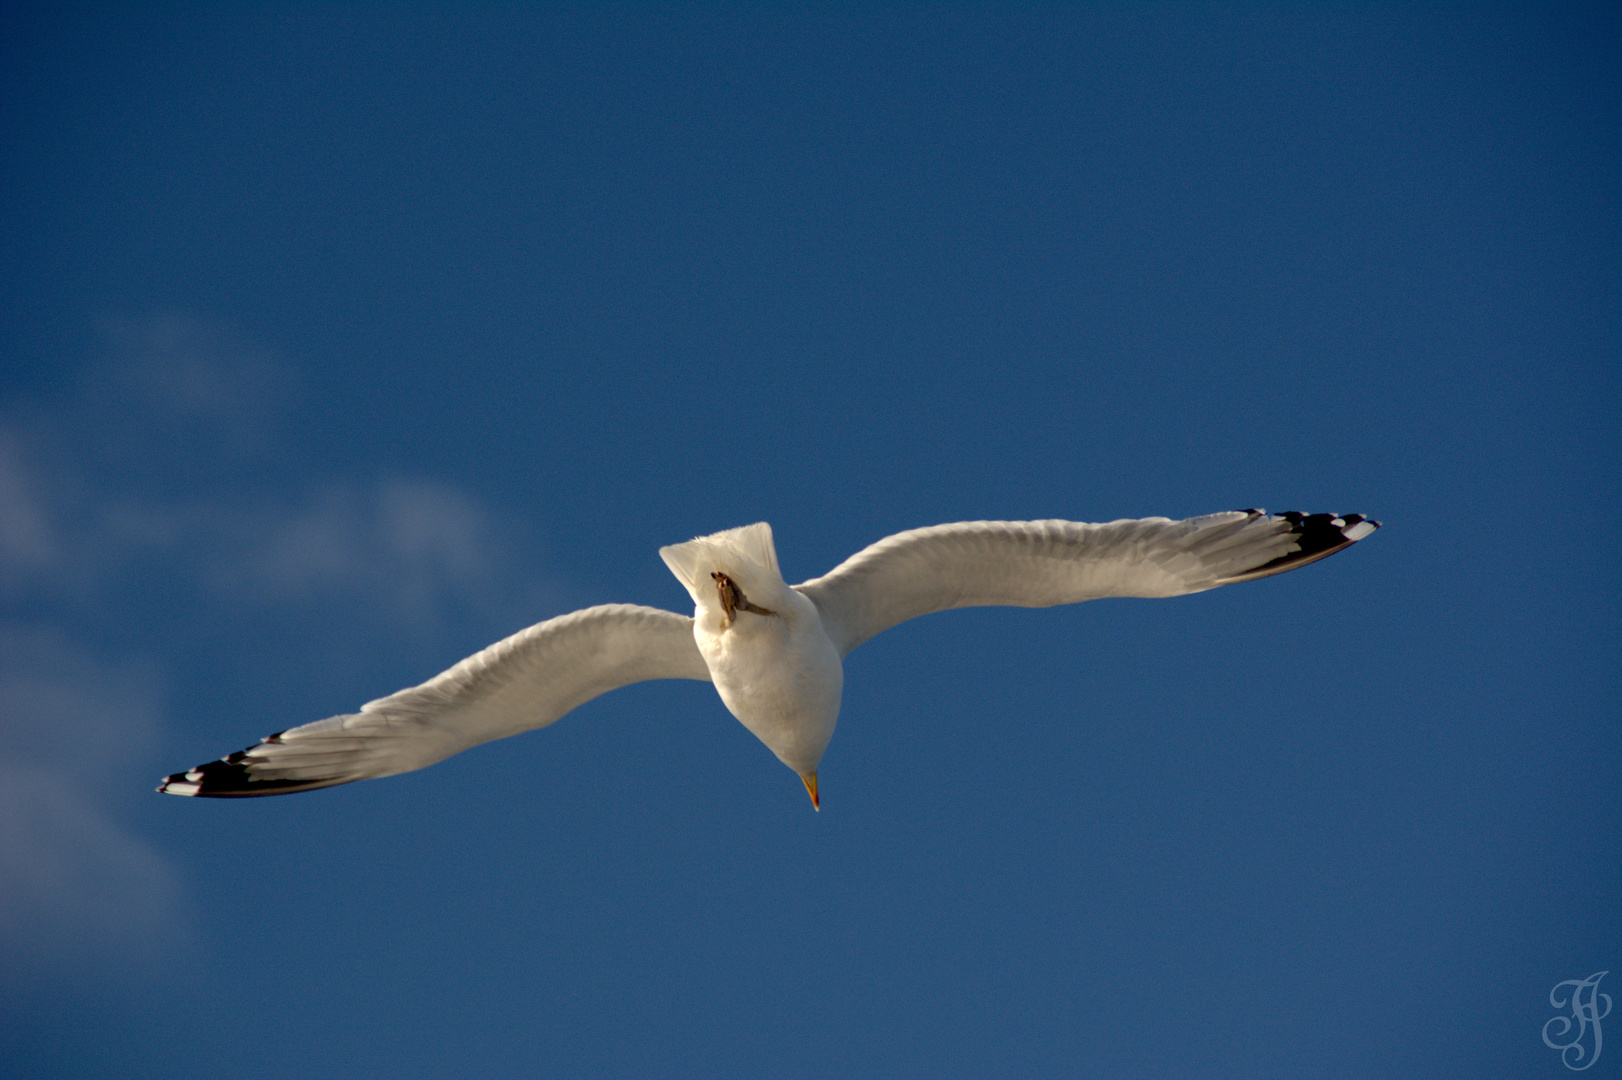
659,522 -> 781,605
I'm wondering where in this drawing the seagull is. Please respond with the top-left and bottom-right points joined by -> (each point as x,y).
158,509 -> 1378,809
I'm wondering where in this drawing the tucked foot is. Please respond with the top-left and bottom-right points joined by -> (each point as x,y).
712,571 -> 774,628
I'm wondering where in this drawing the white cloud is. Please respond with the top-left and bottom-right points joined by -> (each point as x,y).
0,625 -> 191,969
0,432 -> 56,576
0,625 -> 161,767
5,313 -> 554,630
229,478 -> 515,624
94,311 -> 293,425
0,313 -> 558,976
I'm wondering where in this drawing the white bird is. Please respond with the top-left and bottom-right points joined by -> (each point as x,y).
158,509 -> 1378,809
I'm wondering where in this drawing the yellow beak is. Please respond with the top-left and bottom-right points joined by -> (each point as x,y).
800,772 -> 820,811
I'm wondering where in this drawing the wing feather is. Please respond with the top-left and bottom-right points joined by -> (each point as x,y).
794,511 -> 1378,656
158,603 -> 710,797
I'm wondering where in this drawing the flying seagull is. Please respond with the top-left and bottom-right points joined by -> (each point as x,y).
158,509 -> 1378,809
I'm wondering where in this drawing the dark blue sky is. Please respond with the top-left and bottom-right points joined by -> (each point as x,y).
2,5 -> 1617,1078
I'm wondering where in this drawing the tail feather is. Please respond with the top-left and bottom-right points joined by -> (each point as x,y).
658,522 -> 781,604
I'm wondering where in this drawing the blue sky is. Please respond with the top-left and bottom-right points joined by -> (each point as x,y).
1,5 -> 1617,1078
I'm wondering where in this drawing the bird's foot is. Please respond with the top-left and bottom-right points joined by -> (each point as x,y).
712,571 -> 773,627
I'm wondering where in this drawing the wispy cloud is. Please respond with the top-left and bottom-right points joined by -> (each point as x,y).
222,478 -> 527,625
0,625 -> 188,971
0,432 -> 57,578
95,313 -> 293,424
0,313 -> 557,977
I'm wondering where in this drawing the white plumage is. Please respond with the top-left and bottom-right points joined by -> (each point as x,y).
158,509 -> 1377,808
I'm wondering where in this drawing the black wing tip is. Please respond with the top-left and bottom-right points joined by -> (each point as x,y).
1223,510 -> 1380,584
156,757 -> 342,798
1277,511 -> 1380,553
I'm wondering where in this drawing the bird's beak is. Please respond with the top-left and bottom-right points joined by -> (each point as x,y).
800,772 -> 819,811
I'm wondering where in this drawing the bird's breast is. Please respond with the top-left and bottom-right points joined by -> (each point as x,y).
695,606 -> 843,772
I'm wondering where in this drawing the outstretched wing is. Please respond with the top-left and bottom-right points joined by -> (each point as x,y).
158,603 -> 710,797
794,511 -> 1378,656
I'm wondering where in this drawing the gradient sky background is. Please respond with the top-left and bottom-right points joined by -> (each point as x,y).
2,5 -> 1617,1078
